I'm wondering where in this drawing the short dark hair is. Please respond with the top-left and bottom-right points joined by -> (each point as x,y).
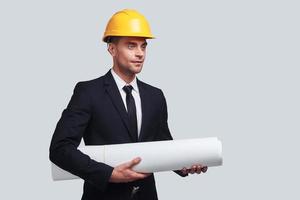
106,36 -> 121,44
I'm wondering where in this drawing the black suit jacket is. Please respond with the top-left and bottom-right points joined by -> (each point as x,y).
50,70 -> 184,200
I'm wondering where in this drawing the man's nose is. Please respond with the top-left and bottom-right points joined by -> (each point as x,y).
135,47 -> 144,58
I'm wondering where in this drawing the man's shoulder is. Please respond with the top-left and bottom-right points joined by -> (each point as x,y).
137,79 -> 164,96
76,76 -> 103,86
75,71 -> 111,88
72,74 -> 107,94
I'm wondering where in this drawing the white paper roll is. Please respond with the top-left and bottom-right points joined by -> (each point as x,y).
51,137 -> 222,181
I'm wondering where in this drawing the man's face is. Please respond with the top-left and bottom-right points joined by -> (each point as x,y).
109,37 -> 147,76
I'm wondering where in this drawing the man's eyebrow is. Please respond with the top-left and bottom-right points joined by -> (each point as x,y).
126,41 -> 138,46
126,41 -> 148,46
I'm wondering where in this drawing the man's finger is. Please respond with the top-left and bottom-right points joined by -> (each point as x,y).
201,166 -> 208,173
181,167 -> 188,175
128,170 -> 148,180
195,165 -> 202,174
141,173 -> 152,178
124,157 -> 141,169
190,166 -> 196,174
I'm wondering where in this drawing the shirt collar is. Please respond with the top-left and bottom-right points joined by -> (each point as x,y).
111,68 -> 139,93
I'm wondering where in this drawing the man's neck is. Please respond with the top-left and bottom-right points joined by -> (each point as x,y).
112,66 -> 135,84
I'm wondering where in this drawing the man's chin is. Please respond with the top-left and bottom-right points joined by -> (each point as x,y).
131,66 -> 143,74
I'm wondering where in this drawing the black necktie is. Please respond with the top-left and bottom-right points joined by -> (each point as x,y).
123,85 -> 138,141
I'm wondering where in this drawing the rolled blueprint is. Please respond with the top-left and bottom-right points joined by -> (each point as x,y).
52,137 -> 222,180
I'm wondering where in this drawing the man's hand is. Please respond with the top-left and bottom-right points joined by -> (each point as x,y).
181,164 -> 208,176
109,157 -> 151,183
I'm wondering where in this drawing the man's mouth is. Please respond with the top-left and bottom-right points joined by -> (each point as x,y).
131,61 -> 143,63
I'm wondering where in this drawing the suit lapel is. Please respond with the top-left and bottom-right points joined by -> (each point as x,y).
103,71 -> 135,141
137,79 -> 150,142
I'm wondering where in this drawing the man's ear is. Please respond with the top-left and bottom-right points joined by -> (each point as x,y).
107,43 -> 116,56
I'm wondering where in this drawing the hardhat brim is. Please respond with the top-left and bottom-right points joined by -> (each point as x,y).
103,35 -> 155,43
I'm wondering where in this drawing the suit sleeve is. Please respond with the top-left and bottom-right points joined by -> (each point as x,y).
155,90 -> 188,177
49,82 -> 114,191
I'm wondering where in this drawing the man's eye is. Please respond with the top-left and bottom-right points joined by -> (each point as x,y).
128,44 -> 135,49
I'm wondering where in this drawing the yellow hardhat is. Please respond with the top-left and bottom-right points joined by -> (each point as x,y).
102,9 -> 155,42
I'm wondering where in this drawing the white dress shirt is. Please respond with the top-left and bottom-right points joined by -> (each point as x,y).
111,69 -> 142,137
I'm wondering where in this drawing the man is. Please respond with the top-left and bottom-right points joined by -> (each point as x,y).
50,9 -> 207,200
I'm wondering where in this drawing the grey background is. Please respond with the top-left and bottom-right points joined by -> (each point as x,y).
1,0 -> 299,199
